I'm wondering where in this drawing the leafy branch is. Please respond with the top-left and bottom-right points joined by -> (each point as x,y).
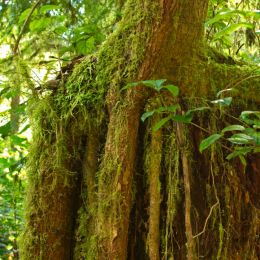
124,79 -> 260,164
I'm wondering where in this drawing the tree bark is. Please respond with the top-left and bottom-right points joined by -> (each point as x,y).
94,1 -> 209,258
20,0 -> 260,259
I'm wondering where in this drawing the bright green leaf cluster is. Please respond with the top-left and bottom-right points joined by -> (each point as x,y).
199,110 -> 260,164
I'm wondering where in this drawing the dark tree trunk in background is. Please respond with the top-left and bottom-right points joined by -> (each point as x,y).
20,0 -> 260,259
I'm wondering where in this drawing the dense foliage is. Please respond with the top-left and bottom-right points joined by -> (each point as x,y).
0,0 -> 259,258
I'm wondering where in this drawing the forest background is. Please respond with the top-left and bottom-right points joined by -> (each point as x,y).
0,0 -> 259,259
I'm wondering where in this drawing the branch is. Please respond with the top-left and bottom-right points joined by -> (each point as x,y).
13,0 -> 42,55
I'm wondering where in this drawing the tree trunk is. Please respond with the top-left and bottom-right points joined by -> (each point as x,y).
20,0 -> 260,259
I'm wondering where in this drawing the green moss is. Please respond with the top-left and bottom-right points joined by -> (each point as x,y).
20,0 -> 260,257
19,92 -> 85,259
65,1 -> 163,257
163,132 -> 181,259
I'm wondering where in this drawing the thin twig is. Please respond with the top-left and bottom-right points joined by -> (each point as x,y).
13,0 -> 42,55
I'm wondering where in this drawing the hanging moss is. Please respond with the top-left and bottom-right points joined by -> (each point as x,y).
19,0 -> 260,258
66,1 -> 163,258
19,93 -> 83,255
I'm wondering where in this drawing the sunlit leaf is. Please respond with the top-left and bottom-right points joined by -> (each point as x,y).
213,23 -> 253,40
18,124 -> 30,134
211,97 -> 232,106
10,135 -> 28,147
18,8 -> 34,24
228,133 -> 254,144
206,9 -> 247,26
40,5 -> 60,13
29,18 -> 52,33
221,125 -> 245,133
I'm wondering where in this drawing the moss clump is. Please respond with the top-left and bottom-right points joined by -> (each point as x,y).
19,92 -> 86,259
72,0 -> 162,258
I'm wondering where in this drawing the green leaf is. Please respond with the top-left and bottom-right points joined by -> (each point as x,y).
253,147 -> 260,153
186,107 -> 211,115
211,97 -> 232,106
253,122 -> 260,129
40,5 -> 60,13
243,128 -> 260,144
240,111 -> 260,125
226,147 -> 252,160
152,116 -> 171,132
246,10 -> 260,19
29,18 -> 52,33
141,111 -> 155,122
10,135 -> 28,147
239,155 -> 247,166
228,133 -> 254,144
141,104 -> 181,123
19,124 -> 30,134
142,79 -> 167,91
122,79 -> 167,91
162,104 -> 180,113
0,158 -> 9,168
54,26 -> 67,35
163,84 -> 179,96
171,114 -> 193,123
205,9 -> 247,26
122,82 -> 138,90
0,122 -> 12,138
170,107 -> 209,124
199,134 -> 222,153
221,125 -> 245,133
76,37 -> 96,55
19,8 -> 34,24
213,23 -> 253,40
249,132 -> 260,145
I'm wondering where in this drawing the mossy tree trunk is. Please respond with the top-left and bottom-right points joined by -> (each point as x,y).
20,0 -> 260,259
